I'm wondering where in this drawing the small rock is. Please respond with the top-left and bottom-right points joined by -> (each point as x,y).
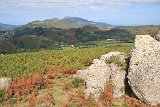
155,31 -> 160,41
0,77 -> 12,91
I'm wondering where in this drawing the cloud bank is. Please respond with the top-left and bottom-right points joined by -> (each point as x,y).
1,0 -> 160,12
0,0 -> 159,25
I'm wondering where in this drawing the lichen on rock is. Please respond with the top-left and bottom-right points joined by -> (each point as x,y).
128,35 -> 160,105
74,52 -> 126,100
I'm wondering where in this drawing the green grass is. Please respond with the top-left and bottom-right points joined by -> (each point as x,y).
0,46 -> 132,78
0,45 -> 134,107
106,55 -> 128,70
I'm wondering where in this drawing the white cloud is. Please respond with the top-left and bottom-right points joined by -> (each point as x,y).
0,0 -> 159,14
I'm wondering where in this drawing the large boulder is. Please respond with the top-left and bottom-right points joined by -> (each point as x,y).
74,52 -> 126,100
0,77 -> 12,91
128,35 -> 160,105
155,31 -> 160,41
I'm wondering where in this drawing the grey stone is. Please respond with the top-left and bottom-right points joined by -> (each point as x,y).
74,52 -> 126,100
75,59 -> 112,100
155,31 -> 160,41
110,63 -> 126,98
0,77 -> 12,91
128,35 -> 160,105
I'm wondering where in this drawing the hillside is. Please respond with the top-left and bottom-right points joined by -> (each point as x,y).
0,26 -> 135,54
0,23 -> 19,31
116,25 -> 160,37
25,18 -> 77,29
25,17 -> 112,29
0,46 -> 132,107
62,17 -> 112,28
1,25 -> 160,54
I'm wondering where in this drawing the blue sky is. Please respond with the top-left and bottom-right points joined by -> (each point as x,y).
0,0 -> 160,25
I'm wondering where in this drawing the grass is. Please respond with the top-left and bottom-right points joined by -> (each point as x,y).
106,55 -> 128,70
0,46 -> 132,79
0,45 -> 134,107
71,77 -> 84,88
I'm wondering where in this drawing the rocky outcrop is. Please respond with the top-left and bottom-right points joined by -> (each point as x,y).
110,63 -> 126,98
128,35 -> 160,105
155,31 -> 160,41
0,77 -> 12,91
74,52 -> 126,100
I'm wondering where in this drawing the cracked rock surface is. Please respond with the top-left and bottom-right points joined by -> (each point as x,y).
74,52 -> 126,100
128,35 -> 160,105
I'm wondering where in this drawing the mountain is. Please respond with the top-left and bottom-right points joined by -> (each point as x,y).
0,23 -> 19,31
25,18 -> 77,29
62,17 -> 112,28
25,17 -> 112,29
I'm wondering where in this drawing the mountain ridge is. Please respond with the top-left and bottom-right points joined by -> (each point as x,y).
25,17 -> 112,29
0,23 -> 19,31
63,17 -> 112,28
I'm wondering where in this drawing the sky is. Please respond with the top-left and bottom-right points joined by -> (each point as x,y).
0,0 -> 160,26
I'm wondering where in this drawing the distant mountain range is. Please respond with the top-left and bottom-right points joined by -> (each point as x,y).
0,17 -> 112,31
63,17 -> 112,28
25,17 -> 112,29
0,23 -> 19,31
25,18 -> 77,29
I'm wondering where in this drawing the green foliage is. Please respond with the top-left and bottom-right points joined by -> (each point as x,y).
0,40 -> 16,54
25,19 -> 77,29
95,28 -> 135,42
116,25 -> 160,37
122,103 -> 129,107
0,90 -> 8,102
0,46 -> 132,78
0,25 -> 136,54
0,46 -> 131,77
120,87 -> 125,93
1,25 -> 160,54
17,35 -> 41,49
106,56 -> 127,70
71,77 -> 84,88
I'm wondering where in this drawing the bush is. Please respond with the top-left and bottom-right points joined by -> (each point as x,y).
106,56 -> 127,70
71,77 -> 84,88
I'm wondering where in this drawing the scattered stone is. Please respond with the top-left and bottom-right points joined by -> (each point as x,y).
128,35 -> 160,105
155,31 -> 160,41
74,52 -> 126,100
0,77 -> 12,91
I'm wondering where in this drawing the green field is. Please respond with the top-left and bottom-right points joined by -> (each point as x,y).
0,45 -> 132,79
1,45 -> 150,107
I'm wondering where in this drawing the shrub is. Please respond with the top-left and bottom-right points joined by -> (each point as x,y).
106,56 -> 127,70
101,81 -> 113,107
71,77 -> 84,88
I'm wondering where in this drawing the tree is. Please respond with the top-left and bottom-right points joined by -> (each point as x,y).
17,35 -> 41,50
0,40 -> 16,54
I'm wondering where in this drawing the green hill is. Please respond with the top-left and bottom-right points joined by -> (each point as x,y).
0,25 -> 160,54
62,16 -> 112,28
0,23 -> 19,31
25,17 -> 112,29
25,18 -> 77,29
